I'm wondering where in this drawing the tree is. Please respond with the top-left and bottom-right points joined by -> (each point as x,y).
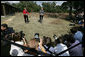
42,2 -> 57,13
11,1 -> 41,12
72,1 -> 84,13
69,1 -> 72,19
61,1 -> 84,19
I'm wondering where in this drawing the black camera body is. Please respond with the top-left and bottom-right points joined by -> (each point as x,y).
19,31 -> 25,40
53,34 -> 58,40
34,33 -> 40,42
34,33 -> 39,39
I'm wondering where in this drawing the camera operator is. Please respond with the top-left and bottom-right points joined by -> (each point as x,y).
1,24 -> 15,40
1,24 -> 15,56
66,34 -> 83,56
54,37 -> 70,56
10,32 -> 27,56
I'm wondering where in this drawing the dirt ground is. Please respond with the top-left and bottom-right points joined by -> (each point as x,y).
1,12 -> 72,41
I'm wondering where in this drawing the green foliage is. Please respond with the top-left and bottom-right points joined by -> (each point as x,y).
61,1 -> 84,13
42,2 -> 57,13
61,1 -> 84,19
72,1 -> 84,10
42,2 -> 71,13
11,1 -> 41,12
11,1 -> 84,13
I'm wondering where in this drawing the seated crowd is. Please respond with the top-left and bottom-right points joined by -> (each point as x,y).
1,23 -> 84,56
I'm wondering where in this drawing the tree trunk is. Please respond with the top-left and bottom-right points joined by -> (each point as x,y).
69,1 -> 72,19
3,4 -> 6,16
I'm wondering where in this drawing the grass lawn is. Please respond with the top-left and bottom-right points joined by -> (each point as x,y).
1,16 -> 11,22
1,12 -> 72,42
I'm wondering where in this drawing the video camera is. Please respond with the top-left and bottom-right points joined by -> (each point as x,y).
34,33 -> 39,39
19,31 -> 25,40
34,33 -> 40,42
53,34 -> 58,40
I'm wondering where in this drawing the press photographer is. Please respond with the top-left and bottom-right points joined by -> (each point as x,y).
10,31 -> 28,56
1,24 -> 15,40
1,24 -> 15,56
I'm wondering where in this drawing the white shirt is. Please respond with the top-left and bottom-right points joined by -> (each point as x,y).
54,43 -> 70,56
74,31 -> 83,42
10,41 -> 25,56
